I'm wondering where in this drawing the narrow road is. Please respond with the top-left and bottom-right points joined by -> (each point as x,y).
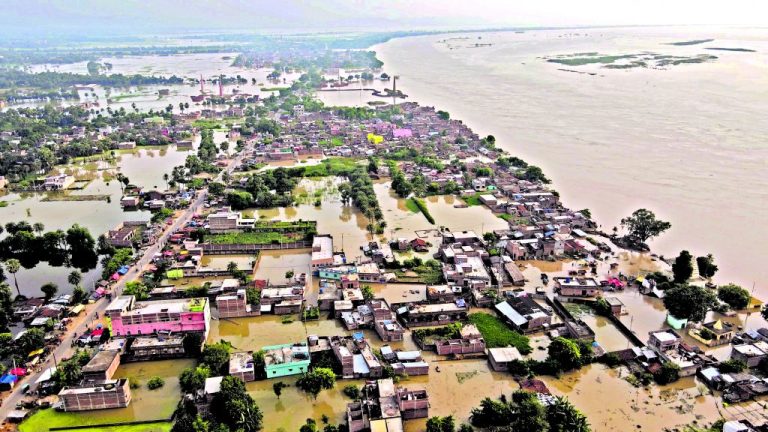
0,142 -> 251,421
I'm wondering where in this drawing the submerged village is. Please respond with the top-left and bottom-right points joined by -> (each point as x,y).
0,42 -> 766,432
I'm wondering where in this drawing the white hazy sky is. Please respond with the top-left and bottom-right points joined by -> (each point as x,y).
2,0 -> 767,36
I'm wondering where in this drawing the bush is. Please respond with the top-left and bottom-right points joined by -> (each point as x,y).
653,362 -> 680,385
598,353 -> 622,367
717,284 -> 750,310
718,359 -> 747,373
343,384 -> 361,400
147,376 -> 165,390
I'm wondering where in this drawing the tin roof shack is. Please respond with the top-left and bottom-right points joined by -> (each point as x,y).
731,342 -> 768,368
81,350 -> 120,382
488,347 -> 523,372
127,334 -> 186,361
554,276 -> 602,298
503,262 -> 526,287
689,320 -> 735,347
59,379 -> 132,411
495,296 -> 552,334
434,324 -> 486,357
263,343 -> 310,378
395,300 -> 468,328
331,335 -> 382,379
230,351 -> 256,382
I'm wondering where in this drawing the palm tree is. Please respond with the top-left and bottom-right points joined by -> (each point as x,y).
41,283 -> 58,301
68,270 -> 82,288
163,173 -> 169,190
33,222 -> 45,235
5,259 -> 21,296
227,262 -> 238,274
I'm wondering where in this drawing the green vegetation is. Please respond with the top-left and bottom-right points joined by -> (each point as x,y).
548,54 -> 636,66
620,208 -> 672,245
296,367 -> 336,400
207,231 -> 302,245
147,376 -> 165,390
717,283 -> 751,310
19,409 -> 172,432
302,157 -> 361,177
467,313 -> 531,354
663,284 -> 717,322
191,119 -> 222,129
718,359 -> 747,373
463,193 -> 483,206
404,198 -> 420,213
470,390 -> 590,431
408,197 -> 435,224
412,323 -> 463,346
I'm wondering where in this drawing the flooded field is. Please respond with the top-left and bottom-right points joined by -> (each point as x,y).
0,146 -> 193,295
20,359 -> 193,431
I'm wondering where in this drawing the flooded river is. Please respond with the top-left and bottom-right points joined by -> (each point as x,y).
375,26 -> 768,299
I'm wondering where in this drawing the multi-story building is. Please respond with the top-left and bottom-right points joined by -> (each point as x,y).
106,296 -> 210,338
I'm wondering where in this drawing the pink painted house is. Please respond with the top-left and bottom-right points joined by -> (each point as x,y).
106,296 -> 211,338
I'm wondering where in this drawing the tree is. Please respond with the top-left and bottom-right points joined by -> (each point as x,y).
5,259 -> 21,296
718,359 -> 747,373
66,224 -> 98,271
40,282 -> 58,301
511,391 -> 548,430
296,367 -> 336,400
426,416 -> 456,432
272,381 -> 287,399
220,141 -> 229,152
548,337 -> 582,371
663,284 -> 717,322
71,286 -> 88,305
620,209 -> 671,244
202,341 -> 231,375
179,365 -> 210,393
546,396 -> 590,432
67,270 -> 82,288
17,327 -> 45,355
717,284 -> 751,310
361,285 -> 374,301
210,376 -> 263,432
208,182 -> 225,196
696,254 -> 718,279
654,362 -> 680,385
124,281 -> 150,300
672,250 -> 694,283
0,283 -> 14,331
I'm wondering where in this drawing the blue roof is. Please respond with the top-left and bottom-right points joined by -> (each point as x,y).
0,374 -> 18,384
352,332 -> 364,341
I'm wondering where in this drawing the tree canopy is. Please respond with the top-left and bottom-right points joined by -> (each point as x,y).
620,209 -> 671,244
717,284 -> 751,310
663,284 -> 717,322
296,367 -> 336,399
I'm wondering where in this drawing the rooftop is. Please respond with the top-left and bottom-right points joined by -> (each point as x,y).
81,351 -> 119,374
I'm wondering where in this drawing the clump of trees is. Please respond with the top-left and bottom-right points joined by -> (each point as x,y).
619,209 -> 671,247
663,284 -> 717,322
717,284 -> 751,310
470,390 -> 590,432
296,367 -> 336,400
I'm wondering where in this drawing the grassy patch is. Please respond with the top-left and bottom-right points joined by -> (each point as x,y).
0,201 -> 8,208
468,312 -> 532,354
456,370 -> 479,384
463,193 -> 483,206
207,231 -> 305,245
409,197 -> 435,224
19,409 -> 171,432
404,198 -> 420,213
547,54 -> 637,66
497,213 -> 512,221
192,118 -> 222,129
302,157 -> 361,177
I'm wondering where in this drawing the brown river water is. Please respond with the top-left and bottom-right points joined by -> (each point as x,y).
375,26 -> 768,300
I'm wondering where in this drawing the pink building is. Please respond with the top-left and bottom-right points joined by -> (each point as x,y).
106,296 -> 210,338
